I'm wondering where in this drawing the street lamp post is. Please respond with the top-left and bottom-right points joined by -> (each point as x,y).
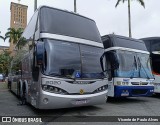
34,0 -> 37,12
74,0 -> 77,13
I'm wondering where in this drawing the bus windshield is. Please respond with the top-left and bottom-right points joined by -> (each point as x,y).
114,50 -> 154,79
43,39 -> 105,79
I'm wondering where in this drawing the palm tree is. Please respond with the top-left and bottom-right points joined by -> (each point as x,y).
5,28 -> 23,44
0,32 -> 6,42
0,35 -> 5,42
74,0 -> 77,13
115,0 -> 145,38
0,50 -> 12,75
34,0 -> 37,12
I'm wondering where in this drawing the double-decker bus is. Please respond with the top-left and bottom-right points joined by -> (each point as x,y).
141,37 -> 160,94
101,34 -> 154,97
8,6 -> 108,109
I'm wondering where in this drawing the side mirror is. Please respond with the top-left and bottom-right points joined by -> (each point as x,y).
106,51 -> 119,70
100,53 -> 105,72
35,42 -> 45,65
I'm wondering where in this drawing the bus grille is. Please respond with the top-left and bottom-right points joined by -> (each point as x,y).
132,89 -> 148,95
131,82 -> 148,85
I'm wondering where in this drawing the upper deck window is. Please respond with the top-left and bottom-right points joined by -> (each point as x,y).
39,7 -> 101,43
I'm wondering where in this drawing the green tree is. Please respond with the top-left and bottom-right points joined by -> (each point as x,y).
0,50 -> 12,75
5,28 -> 23,44
115,0 -> 145,37
17,37 -> 27,50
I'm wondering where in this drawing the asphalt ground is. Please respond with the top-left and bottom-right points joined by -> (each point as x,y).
0,82 -> 160,125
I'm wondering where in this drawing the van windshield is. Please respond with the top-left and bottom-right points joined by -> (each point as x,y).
42,39 -> 105,79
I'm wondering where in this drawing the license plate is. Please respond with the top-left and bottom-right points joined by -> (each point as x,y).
75,100 -> 87,105
121,92 -> 129,96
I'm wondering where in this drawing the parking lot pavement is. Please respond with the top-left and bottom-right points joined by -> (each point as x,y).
0,82 -> 160,125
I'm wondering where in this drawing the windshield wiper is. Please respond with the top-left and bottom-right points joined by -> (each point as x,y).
49,73 -> 76,80
137,57 -> 150,79
49,73 -> 62,77
82,73 -> 107,79
65,75 -> 76,81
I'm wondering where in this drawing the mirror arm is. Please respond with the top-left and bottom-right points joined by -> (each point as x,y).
100,53 -> 105,72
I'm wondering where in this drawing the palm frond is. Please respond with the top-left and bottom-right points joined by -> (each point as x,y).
115,0 -> 128,7
137,0 -> 145,8
4,36 -> 10,41
0,36 -> 5,41
115,0 -> 122,7
5,32 -> 11,37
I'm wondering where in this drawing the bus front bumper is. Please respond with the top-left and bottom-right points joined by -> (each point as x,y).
37,90 -> 107,109
114,86 -> 154,97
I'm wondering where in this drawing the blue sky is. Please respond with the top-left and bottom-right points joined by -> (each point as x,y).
0,0 -> 160,46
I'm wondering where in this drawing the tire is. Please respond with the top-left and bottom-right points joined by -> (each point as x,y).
17,82 -> 20,97
107,97 -> 115,102
8,81 -> 11,90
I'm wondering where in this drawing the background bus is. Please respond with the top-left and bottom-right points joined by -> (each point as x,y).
141,37 -> 160,94
8,6 -> 108,109
101,34 -> 154,97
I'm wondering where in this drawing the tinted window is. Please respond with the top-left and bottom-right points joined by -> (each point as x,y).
151,40 -> 160,52
80,45 -> 104,78
43,39 -> 105,79
22,11 -> 38,39
113,37 -> 147,51
40,7 -> 101,42
44,40 -> 81,76
152,54 -> 160,74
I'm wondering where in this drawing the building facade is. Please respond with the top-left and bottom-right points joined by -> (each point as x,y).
10,2 -> 28,51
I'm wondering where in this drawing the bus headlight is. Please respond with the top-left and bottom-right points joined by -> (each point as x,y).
42,85 -> 68,95
117,81 -> 129,86
117,81 -> 122,85
94,85 -> 108,93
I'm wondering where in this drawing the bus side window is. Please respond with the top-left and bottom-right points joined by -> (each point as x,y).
32,46 -> 39,82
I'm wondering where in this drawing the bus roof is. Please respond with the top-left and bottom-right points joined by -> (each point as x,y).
141,37 -> 160,41
102,34 -> 148,51
37,5 -> 95,22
